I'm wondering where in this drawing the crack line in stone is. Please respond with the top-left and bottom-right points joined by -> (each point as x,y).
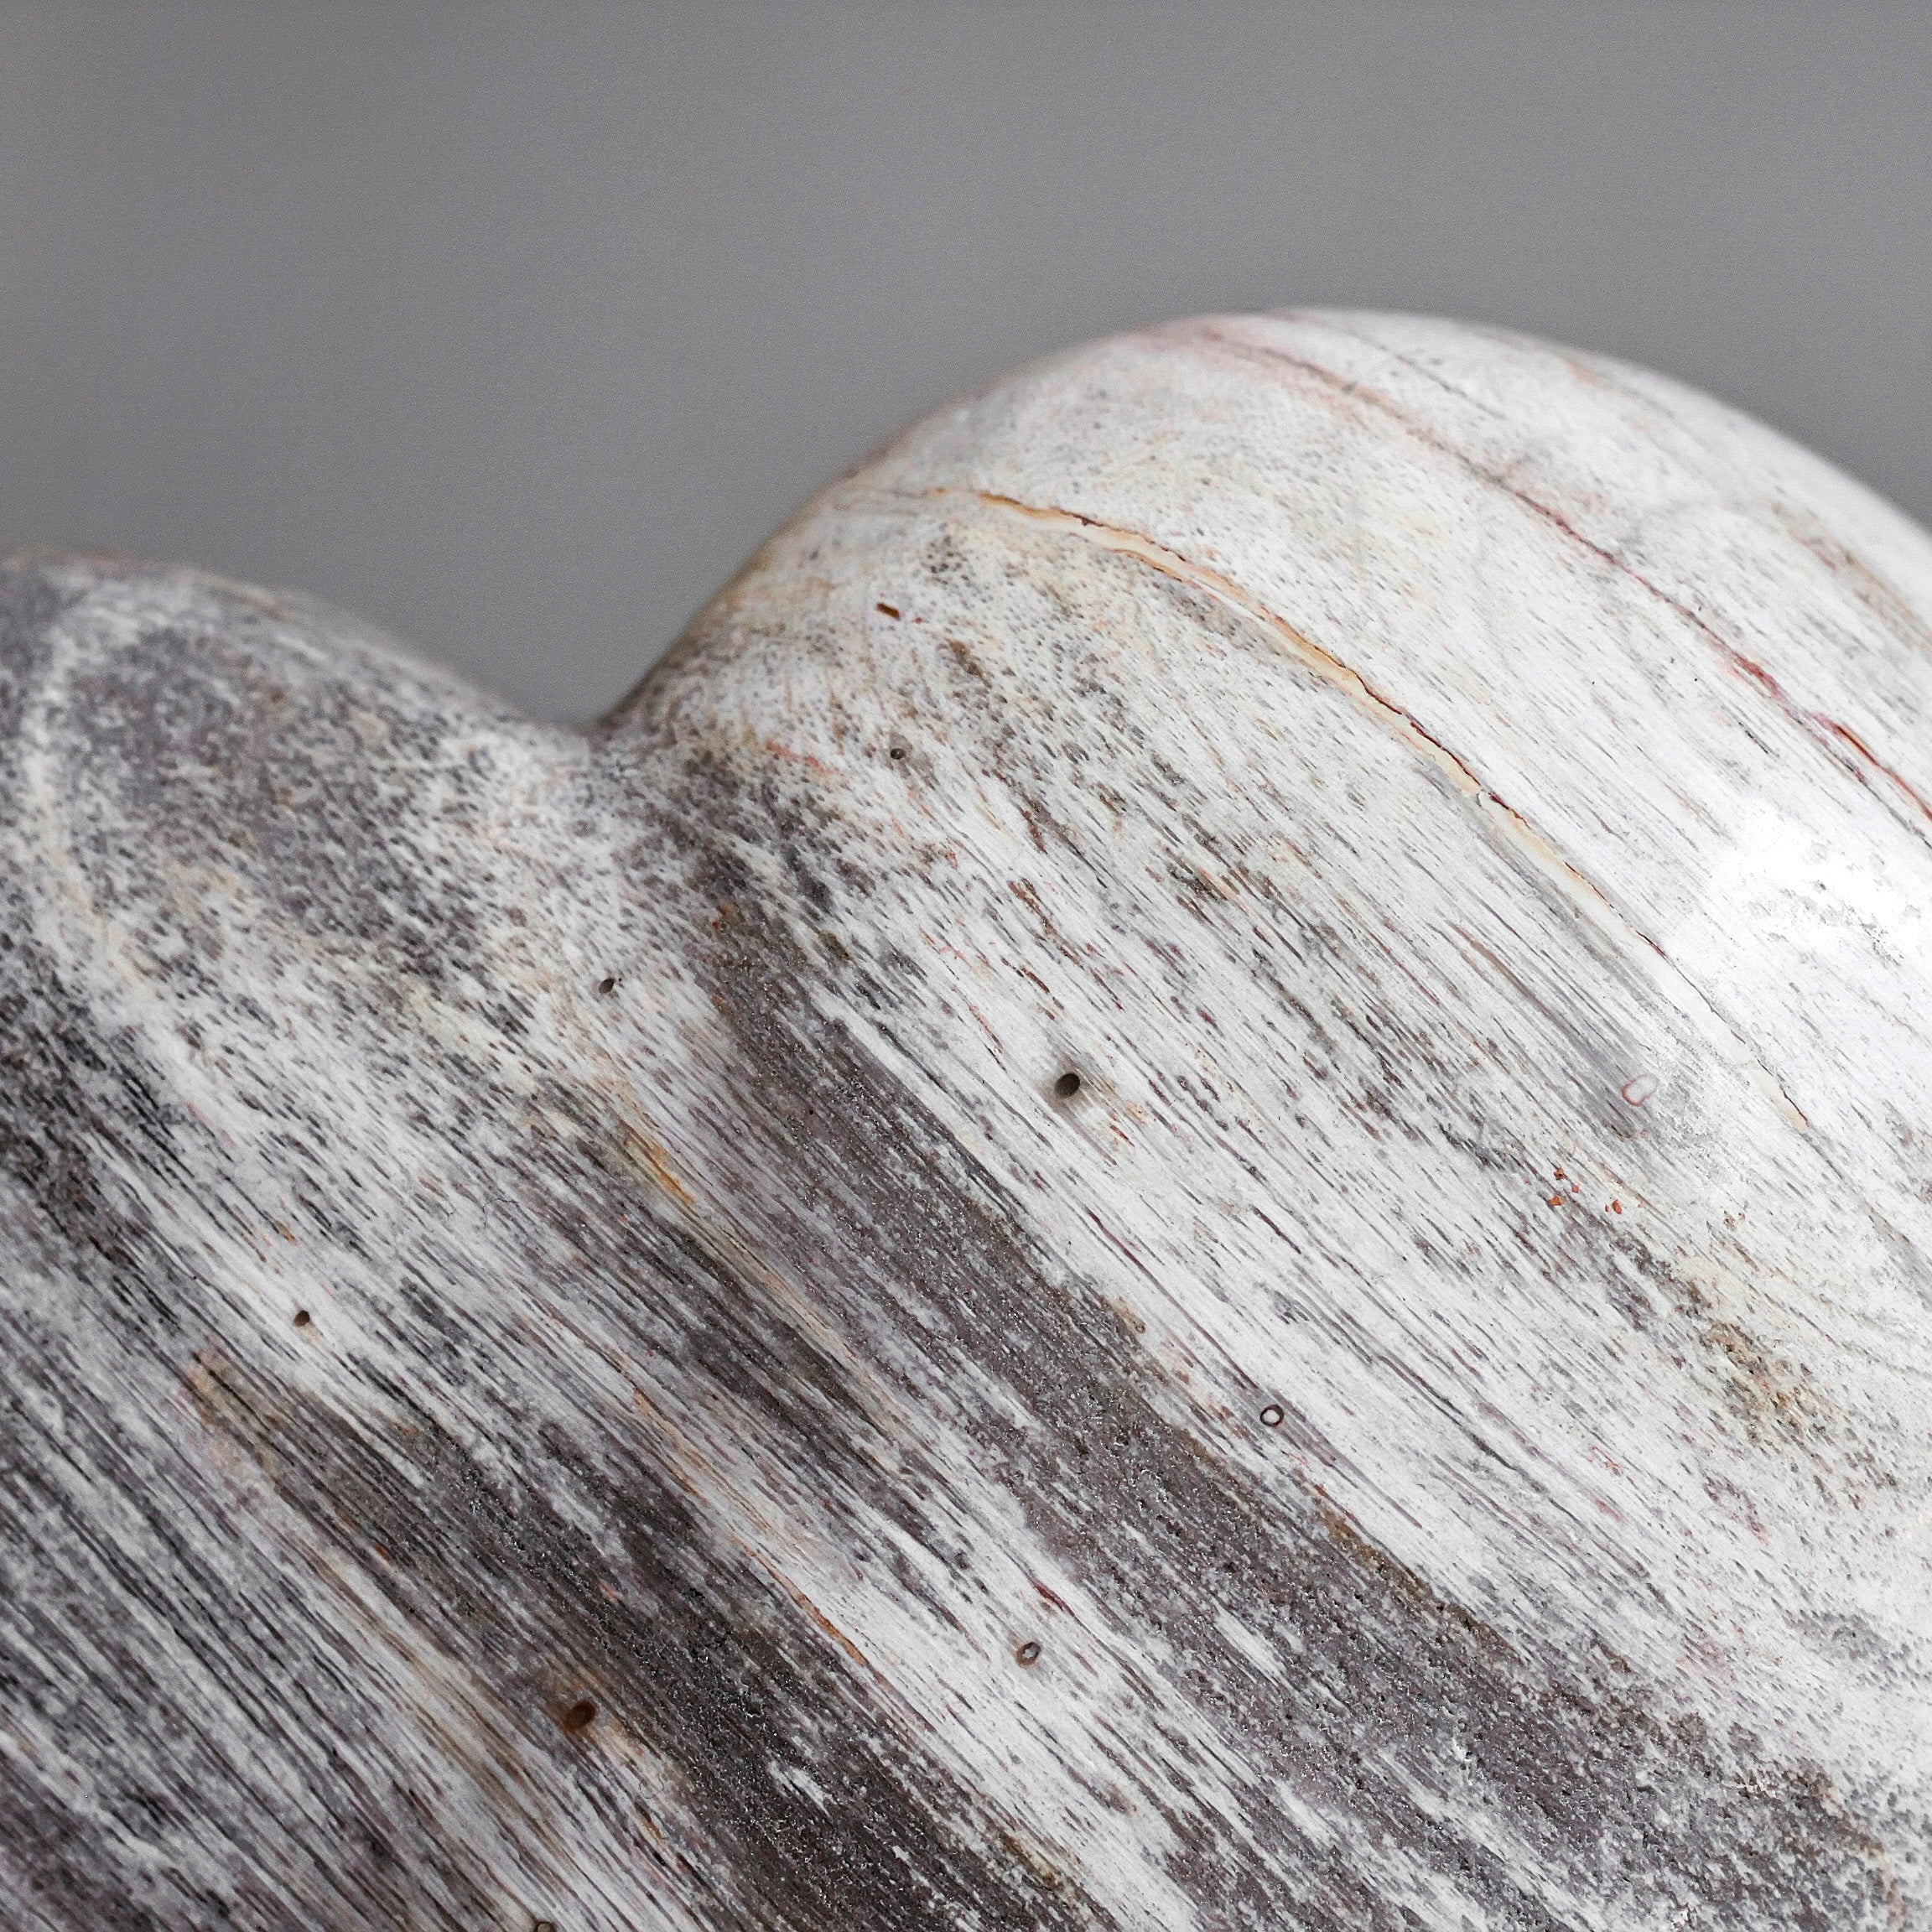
963,485 -> 1809,1131
1195,321 -> 1932,843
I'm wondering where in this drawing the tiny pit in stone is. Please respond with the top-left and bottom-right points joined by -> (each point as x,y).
596,973 -> 621,997
561,1697 -> 600,1733
1015,1640 -> 1042,1665
1259,1404 -> 1285,1428
293,1310 -> 312,1329
1053,1071 -> 1083,1100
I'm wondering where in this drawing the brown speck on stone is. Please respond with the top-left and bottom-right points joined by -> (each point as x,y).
1015,1640 -> 1041,1665
561,1697 -> 599,1732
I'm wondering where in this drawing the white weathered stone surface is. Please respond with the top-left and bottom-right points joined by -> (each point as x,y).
3,310 -> 1930,1929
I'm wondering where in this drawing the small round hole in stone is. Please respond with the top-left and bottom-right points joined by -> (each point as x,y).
1053,1072 -> 1082,1099
293,1310 -> 312,1329
888,743 -> 909,761
1015,1640 -> 1041,1665
561,1697 -> 599,1732
596,974 -> 620,997
1259,1404 -> 1285,1428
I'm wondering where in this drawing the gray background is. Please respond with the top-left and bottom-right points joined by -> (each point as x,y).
3,3 -> 1929,724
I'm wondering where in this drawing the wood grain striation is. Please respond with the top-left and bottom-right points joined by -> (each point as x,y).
3,312 -> 1931,1928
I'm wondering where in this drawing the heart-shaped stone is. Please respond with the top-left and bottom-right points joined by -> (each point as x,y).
4,311 -> 1929,1929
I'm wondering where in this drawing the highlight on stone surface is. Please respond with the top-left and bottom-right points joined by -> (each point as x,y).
3,309 -> 1929,1929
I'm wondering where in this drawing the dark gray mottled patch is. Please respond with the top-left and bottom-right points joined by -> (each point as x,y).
192,1351 -> 1111,1932
58,601 -> 486,994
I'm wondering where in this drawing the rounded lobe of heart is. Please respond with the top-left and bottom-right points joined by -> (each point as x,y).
2,312 -> 1929,1929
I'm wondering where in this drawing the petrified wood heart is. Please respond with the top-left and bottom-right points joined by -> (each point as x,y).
3,312 -> 1929,1929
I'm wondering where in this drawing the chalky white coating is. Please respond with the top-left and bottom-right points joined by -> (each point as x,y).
2,311 -> 1929,1928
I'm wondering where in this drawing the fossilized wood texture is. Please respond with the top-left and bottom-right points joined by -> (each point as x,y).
3,310 -> 1931,1930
